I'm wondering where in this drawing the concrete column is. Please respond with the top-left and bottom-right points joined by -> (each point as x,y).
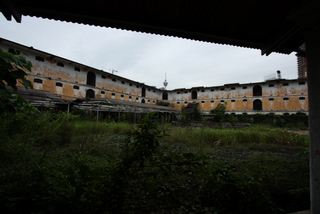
306,27 -> 320,214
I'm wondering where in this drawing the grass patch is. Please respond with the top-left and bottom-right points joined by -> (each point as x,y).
0,112 -> 310,213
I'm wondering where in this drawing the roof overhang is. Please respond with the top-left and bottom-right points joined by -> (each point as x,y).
1,0 -> 319,55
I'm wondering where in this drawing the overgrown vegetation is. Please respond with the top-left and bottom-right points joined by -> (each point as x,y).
0,48 -> 34,115
0,111 -> 310,213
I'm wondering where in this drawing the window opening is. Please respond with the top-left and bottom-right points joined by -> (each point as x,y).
101,75 -> 106,79
8,48 -> 20,55
141,99 -> 145,103
299,82 -> 305,85
191,90 -> 197,99
101,91 -> 105,94
34,78 -> 43,84
86,71 -> 96,86
141,87 -> 146,97
86,89 -> 95,98
299,97 -> 306,100
253,99 -> 262,110
73,85 -> 79,90
162,91 -> 168,100
35,56 -> 44,62
74,67 -> 80,71
253,85 -> 262,96
283,83 -> 289,86
57,62 -> 64,67
56,82 -> 63,87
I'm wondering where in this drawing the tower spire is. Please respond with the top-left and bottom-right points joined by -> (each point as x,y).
163,73 -> 168,89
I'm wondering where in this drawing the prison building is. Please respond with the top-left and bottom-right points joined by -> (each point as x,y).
0,37 -> 308,115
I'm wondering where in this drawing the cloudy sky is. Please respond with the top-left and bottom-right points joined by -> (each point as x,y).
1,15 -> 298,90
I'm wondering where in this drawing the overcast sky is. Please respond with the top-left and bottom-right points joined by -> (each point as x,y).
1,15 -> 298,90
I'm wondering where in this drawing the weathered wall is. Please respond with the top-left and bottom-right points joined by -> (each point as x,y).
1,39 -> 308,115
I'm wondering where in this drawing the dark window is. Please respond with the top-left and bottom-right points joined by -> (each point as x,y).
177,92 -> 180,94
242,86 -> 247,89
35,56 -> 44,62
177,102 -> 180,104
111,93 -> 115,96
148,100 -> 150,102
112,78 -> 116,82
220,88 -> 224,91
192,90 -> 197,99
231,100 -> 235,102
101,91 -> 105,94
210,89 -> 215,91
253,99 -> 262,110
268,84 -> 274,87
121,94 -> 124,97
56,82 -> 63,87
220,100 -> 224,102
153,101 -> 155,103
284,113 -> 290,116
129,83 -> 132,86
269,98 -> 274,101
136,85 -> 139,88
231,87 -> 236,90
86,89 -> 95,98
141,99 -> 145,104
243,99 -> 247,102
34,78 -> 43,84
87,71 -> 96,86
162,91 -> 168,100
101,75 -> 106,79
8,48 -> 20,55
141,87 -> 146,97
184,101 -> 188,104
136,97 -> 139,100
121,81 -> 125,84
299,97 -> 306,100
148,89 -> 150,91
73,85 -> 79,90
57,62 -> 64,67
201,89 -> 205,92
201,101 -> 205,103
283,97 -> 289,101
253,85 -> 262,96
283,83 -> 289,86
185,91 -> 188,93
74,67 -> 80,71
129,96 -> 132,99
299,81 -> 305,85
210,100 -> 214,103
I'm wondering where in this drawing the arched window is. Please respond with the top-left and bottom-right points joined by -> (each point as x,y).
86,71 -> 96,87
141,87 -> 146,97
141,99 -> 145,103
86,89 -> 95,98
253,85 -> 262,96
192,90 -> 197,99
162,91 -> 168,100
253,99 -> 262,110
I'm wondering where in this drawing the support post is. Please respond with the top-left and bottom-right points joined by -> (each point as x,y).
306,27 -> 320,214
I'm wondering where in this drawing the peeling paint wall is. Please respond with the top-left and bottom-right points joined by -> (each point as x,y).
0,39 -> 308,115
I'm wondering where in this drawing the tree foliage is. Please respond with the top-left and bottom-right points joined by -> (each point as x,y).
0,48 -> 33,114
210,102 -> 227,122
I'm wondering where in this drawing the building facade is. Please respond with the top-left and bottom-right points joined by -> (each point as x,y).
0,38 -> 308,115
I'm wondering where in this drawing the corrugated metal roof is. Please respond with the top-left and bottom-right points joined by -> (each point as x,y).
1,0 -> 317,55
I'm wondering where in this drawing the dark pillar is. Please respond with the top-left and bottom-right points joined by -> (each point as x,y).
306,28 -> 320,214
